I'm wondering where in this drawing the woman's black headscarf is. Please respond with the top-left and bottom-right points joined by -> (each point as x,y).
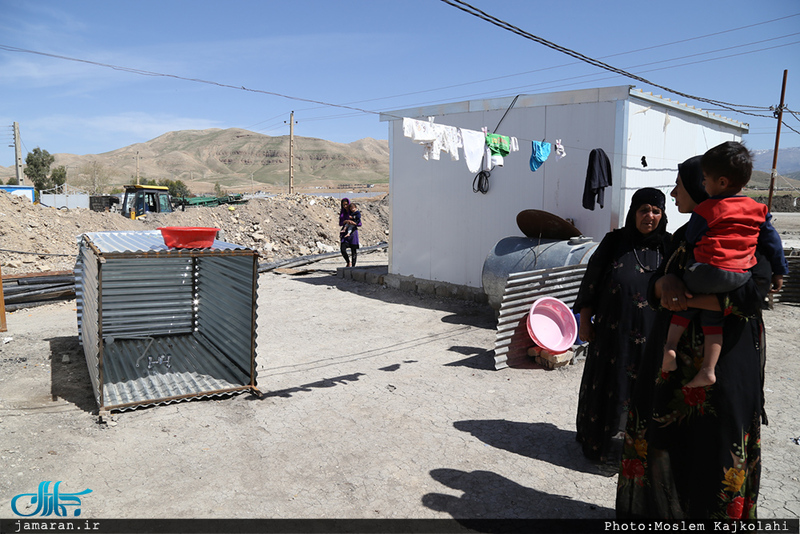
624,187 -> 668,247
677,155 -> 709,205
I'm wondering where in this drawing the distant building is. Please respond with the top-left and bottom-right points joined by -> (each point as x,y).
380,85 -> 747,290
0,185 -> 35,203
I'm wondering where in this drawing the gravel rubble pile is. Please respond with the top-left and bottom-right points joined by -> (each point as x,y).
0,192 -> 389,275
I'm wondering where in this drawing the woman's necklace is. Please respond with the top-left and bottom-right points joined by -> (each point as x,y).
633,247 -> 660,272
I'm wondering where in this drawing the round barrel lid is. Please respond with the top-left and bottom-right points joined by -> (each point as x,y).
516,209 -> 581,240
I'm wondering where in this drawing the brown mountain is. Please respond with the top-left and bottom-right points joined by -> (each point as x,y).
2,128 -> 389,194
748,169 -> 800,191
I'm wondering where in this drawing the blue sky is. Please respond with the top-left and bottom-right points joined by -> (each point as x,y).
1,0 -> 799,168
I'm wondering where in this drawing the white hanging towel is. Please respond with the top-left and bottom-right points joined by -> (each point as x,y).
460,128 -> 485,173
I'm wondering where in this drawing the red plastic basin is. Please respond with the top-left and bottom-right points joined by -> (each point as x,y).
158,227 -> 219,249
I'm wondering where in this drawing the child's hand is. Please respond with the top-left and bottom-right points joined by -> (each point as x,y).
770,274 -> 784,293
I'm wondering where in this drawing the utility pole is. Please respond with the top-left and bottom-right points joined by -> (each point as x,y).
289,111 -> 295,194
767,69 -> 788,213
13,122 -> 24,185
135,151 -> 140,185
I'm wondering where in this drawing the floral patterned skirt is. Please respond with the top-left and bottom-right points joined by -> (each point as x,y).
616,315 -> 763,519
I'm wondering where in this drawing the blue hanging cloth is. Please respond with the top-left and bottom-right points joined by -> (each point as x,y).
530,141 -> 552,172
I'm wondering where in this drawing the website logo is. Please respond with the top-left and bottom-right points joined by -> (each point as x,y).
11,481 -> 92,517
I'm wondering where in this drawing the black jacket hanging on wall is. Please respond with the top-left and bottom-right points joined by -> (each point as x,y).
582,148 -> 612,210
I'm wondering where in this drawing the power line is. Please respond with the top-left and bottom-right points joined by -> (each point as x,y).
594,13 -> 800,58
0,44 -> 391,119
377,43 -> 788,121
439,0 -> 776,116
329,17 -> 800,109
782,121 -> 800,136
1,20 -> 789,138
294,31 -> 794,124
242,112 -> 290,131
488,40 -> 798,118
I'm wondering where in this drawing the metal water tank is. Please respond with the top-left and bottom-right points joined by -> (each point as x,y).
482,236 -> 599,310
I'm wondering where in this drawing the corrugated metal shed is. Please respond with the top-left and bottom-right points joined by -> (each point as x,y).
75,231 -> 260,412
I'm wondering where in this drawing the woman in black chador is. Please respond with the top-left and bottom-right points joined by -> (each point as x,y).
573,188 -> 670,463
616,156 -> 772,519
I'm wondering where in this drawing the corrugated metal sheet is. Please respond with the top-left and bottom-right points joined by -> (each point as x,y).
494,265 -> 586,370
75,231 -> 259,412
773,249 -> 800,305
83,230 -> 249,254
101,257 -> 194,337
100,334 -> 252,411
195,255 -> 258,379
75,245 -> 101,406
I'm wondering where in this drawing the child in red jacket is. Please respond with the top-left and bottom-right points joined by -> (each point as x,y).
662,142 -> 788,388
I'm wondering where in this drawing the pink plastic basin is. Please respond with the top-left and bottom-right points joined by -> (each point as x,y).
158,227 -> 219,249
526,297 -> 578,354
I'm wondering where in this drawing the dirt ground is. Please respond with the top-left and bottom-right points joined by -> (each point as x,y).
1,263 -> 799,521
0,199 -> 799,522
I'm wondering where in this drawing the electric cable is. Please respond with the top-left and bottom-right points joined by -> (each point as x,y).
0,44 -> 396,120
473,171 -> 490,194
1,23 -> 790,146
440,0 -> 777,116
781,121 -> 800,136
445,39 -> 797,118
298,14 -> 800,110
0,39 -> 784,136
243,112 -> 290,131
359,33 -> 794,120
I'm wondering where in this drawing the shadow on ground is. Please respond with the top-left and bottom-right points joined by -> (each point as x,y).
48,336 -> 96,413
453,419 -> 618,477
254,372 -> 366,399
270,269 -> 496,330
422,468 -> 614,519
445,346 -> 496,370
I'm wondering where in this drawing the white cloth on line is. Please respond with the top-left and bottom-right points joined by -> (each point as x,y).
440,125 -> 463,161
555,139 -> 567,160
460,128 -> 485,173
403,117 -> 466,161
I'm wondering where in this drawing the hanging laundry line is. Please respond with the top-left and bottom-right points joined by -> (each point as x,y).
401,116 -> 521,172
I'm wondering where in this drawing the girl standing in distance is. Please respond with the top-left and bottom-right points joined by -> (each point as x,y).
339,198 -> 361,267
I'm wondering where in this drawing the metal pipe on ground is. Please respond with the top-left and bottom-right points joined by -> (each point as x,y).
4,285 -> 75,305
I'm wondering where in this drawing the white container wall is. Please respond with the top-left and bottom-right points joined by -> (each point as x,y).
381,85 -> 747,289
622,92 -> 747,234
40,193 -> 90,209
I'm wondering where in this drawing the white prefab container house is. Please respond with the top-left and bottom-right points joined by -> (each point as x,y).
380,85 -> 748,291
